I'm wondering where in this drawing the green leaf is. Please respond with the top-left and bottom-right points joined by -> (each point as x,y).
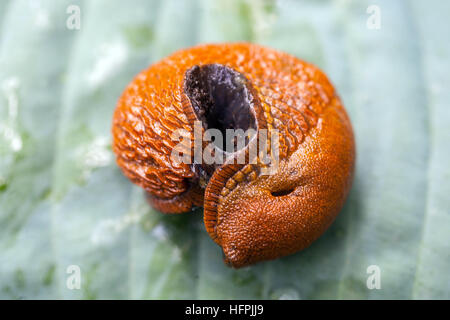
0,0 -> 448,299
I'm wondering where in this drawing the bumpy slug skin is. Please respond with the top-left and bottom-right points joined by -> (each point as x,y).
112,43 -> 355,268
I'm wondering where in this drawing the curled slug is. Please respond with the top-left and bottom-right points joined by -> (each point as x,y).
112,43 -> 355,268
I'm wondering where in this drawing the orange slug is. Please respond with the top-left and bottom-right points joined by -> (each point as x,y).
112,43 -> 355,268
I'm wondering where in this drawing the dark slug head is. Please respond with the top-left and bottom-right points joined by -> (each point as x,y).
112,43 -> 355,268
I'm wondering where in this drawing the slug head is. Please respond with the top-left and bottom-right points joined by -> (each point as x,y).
205,97 -> 355,268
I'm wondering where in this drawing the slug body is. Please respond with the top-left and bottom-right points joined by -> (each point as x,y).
112,43 -> 355,268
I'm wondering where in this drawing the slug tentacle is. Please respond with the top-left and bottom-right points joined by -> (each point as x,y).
112,43 -> 355,268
